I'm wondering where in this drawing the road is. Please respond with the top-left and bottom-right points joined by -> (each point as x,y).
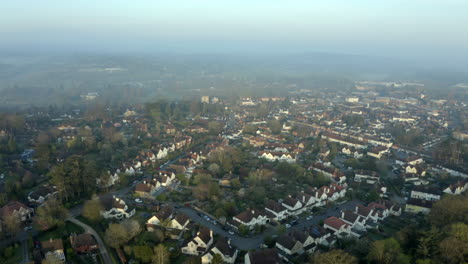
21,239 -> 29,264
176,199 -> 362,250
67,218 -> 113,264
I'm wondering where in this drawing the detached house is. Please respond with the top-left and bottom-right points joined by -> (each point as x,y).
41,239 -> 66,263
146,206 -> 174,231
0,201 -> 33,224
202,237 -> 238,264
181,227 -> 214,256
28,185 -> 57,204
135,179 -> 160,197
70,233 -> 99,254
308,224 -> 335,246
100,196 -> 135,220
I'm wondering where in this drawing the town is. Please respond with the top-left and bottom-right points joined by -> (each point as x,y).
0,83 -> 467,264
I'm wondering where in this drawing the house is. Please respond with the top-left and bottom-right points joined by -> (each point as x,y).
70,233 -> 99,254
232,209 -> 269,230
281,197 -> 305,215
28,185 -> 57,204
100,196 -> 135,219
275,229 -> 315,258
244,248 -> 283,264
354,170 -> 380,184
171,213 -> 190,230
135,179 -> 160,197
265,200 -> 288,221
367,202 -> 390,221
308,224 -> 334,246
410,186 -> 441,201
146,206 -> 174,230
367,146 -> 389,159
41,239 -> 66,263
201,237 -> 238,264
405,198 -> 433,214
324,217 -> 351,238
181,227 -> 214,256
340,210 -> 366,230
443,181 -> 468,195
0,201 -> 33,223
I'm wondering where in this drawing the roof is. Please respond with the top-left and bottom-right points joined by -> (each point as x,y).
356,205 -> 373,217
308,224 -> 328,238
100,195 -> 126,211
282,197 -> 300,208
412,185 -> 441,195
342,210 -> 361,223
28,185 -> 55,200
248,248 -> 282,264
212,237 -> 236,257
324,216 -> 348,230
234,209 -> 266,223
174,213 -> 190,226
406,198 -> 434,208
0,201 -> 30,218
197,227 -> 212,244
156,206 -> 174,220
265,200 -> 287,213
70,233 -> 97,248
41,239 -> 64,253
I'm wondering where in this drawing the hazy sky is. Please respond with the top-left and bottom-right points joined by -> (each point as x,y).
1,0 -> 467,64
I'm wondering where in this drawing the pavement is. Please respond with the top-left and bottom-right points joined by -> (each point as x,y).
67,218 -> 113,264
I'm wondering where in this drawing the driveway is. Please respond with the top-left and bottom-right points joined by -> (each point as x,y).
67,218 -> 113,264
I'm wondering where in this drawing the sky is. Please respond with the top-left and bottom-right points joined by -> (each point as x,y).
1,0 -> 467,66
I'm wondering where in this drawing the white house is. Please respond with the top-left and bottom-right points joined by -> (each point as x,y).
443,181 -> 468,195
265,201 -> 289,221
181,228 -> 214,256
100,196 -> 135,220
201,238 -> 238,264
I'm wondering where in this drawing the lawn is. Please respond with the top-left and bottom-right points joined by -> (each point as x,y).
38,221 -> 85,241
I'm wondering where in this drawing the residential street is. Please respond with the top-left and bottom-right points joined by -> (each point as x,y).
67,218 -> 113,264
176,199 -> 362,250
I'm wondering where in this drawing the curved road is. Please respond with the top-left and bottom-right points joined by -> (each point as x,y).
67,218 -> 113,264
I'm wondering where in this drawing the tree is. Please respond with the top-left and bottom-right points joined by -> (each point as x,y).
33,198 -> 68,230
438,236 -> 467,264
152,244 -> 170,264
310,249 -> 358,264
211,254 -> 224,264
268,119 -> 282,134
133,245 -> 153,263
3,213 -> 20,234
367,238 -> 409,264
428,195 -> 468,227
82,196 -> 103,222
105,223 -> 128,248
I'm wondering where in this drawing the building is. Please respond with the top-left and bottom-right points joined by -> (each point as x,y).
410,186 -> 441,201
405,198 -> 433,214
41,239 -> 66,263
70,233 -> 99,254
100,196 -> 135,219
181,227 -> 214,256
201,237 -> 238,264
244,248 -> 283,264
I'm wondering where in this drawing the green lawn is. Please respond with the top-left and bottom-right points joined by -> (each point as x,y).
38,221 -> 85,241
2,244 -> 22,264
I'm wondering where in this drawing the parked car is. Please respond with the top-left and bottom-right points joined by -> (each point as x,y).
211,220 -> 217,225
135,198 -> 143,203
285,224 -> 292,228
306,215 -> 313,220
228,230 -> 235,235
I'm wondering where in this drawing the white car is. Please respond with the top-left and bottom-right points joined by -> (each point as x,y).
135,198 -> 143,203
285,224 -> 292,228
306,216 -> 313,220
228,230 -> 235,235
